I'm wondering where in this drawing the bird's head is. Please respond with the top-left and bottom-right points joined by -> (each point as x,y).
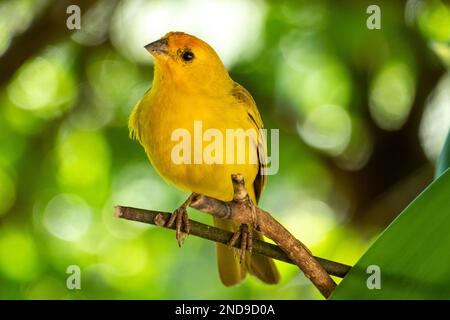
145,32 -> 231,90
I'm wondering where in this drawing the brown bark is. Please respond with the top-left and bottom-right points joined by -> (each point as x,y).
116,174 -> 344,298
189,174 -> 337,298
115,205 -> 351,279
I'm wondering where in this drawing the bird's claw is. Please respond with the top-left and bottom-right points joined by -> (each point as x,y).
228,224 -> 253,264
245,196 -> 259,231
166,206 -> 190,247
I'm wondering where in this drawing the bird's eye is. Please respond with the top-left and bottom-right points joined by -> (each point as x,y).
182,50 -> 194,62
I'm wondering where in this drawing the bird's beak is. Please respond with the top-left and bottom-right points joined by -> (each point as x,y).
144,38 -> 168,56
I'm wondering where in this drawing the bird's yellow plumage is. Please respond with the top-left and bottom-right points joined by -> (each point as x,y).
129,32 -> 279,286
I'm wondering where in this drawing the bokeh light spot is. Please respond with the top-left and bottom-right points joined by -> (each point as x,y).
43,194 -> 92,241
419,73 -> 450,162
98,237 -> 153,290
104,163 -> 185,239
298,104 -> 352,156
110,0 -> 266,67
3,98 -> 45,135
280,198 -> 336,247
278,37 -> 352,114
335,118 -> 374,171
7,46 -> 76,119
0,228 -> 40,282
25,277 -> 68,300
9,57 -> 58,110
71,0 -> 116,46
417,0 -> 450,42
87,52 -> 144,125
369,60 -> 416,130
0,0 -> 41,56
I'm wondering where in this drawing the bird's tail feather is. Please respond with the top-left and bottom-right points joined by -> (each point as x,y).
246,230 -> 280,284
214,217 -> 246,286
213,187 -> 279,286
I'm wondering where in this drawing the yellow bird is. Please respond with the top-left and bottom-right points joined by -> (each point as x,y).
129,32 -> 279,286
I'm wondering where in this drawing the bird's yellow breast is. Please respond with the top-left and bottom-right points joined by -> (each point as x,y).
134,86 -> 259,202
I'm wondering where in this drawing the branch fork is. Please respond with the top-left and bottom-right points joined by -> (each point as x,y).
188,174 -> 337,298
116,174 -> 343,298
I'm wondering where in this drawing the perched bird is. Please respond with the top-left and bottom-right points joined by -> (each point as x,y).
129,32 -> 279,286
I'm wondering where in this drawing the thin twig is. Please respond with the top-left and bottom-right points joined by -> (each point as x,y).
115,206 -> 351,279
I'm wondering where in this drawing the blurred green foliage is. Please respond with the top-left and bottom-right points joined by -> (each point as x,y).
0,0 -> 449,299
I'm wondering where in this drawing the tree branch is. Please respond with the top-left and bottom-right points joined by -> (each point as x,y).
189,174 -> 338,298
115,205 -> 351,279
116,175 -> 348,298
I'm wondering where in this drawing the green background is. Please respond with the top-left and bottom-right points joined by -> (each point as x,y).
0,0 -> 449,299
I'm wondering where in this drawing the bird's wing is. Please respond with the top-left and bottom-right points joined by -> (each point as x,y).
228,83 -> 279,285
129,87 -> 151,143
231,82 -> 267,202
128,97 -> 143,142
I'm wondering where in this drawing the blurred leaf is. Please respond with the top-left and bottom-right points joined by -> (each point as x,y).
436,129 -> 450,179
417,0 -> 450,43
331,169 -> 450,299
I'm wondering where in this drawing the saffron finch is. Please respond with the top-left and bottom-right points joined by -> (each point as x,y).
129,32 -> 279,286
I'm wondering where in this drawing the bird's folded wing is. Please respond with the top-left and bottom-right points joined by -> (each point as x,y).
231,82 -> 268,202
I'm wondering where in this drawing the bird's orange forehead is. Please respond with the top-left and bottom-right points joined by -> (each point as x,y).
162,32 -> 208,51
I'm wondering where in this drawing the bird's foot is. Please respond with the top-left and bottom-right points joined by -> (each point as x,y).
228,224 -> 253,264
166,193 -> 196,247
166,206 -> 190,247
245,196 -> 259,231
